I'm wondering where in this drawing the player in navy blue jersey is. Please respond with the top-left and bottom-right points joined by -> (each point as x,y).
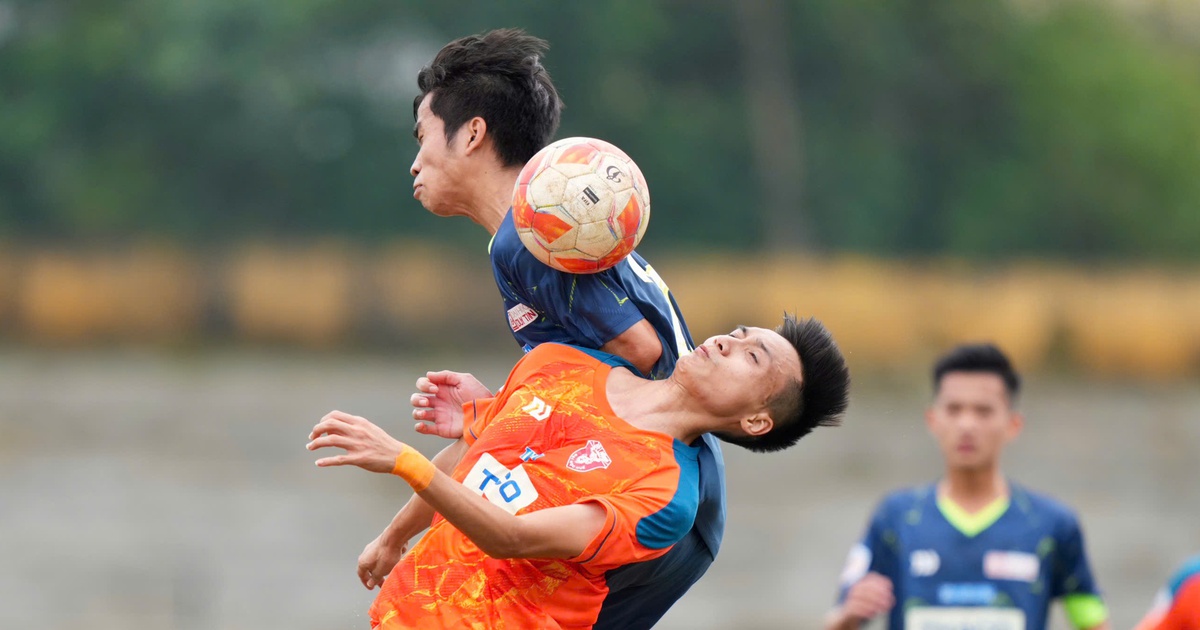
354,28 -> 727,629
824,343 -> 1110,630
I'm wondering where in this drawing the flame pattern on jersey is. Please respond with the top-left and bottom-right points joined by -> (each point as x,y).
369,344 -> 699,629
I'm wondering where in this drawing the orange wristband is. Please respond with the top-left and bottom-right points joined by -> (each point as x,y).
391,444 -> 435,492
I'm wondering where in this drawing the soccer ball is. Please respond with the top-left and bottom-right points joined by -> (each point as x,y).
512,137 -> 650,273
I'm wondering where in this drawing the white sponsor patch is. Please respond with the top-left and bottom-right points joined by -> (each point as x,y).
507,303 -> 538,332
521,396 -> 552,421
910,549 -> 941,577
983,550 -> 1040,583
840,544 -> 872,585
462,453 -> 538,514
906,606 -> 1026,630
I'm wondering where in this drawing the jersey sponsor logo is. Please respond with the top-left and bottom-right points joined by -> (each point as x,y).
983,550 -> 1040,583
910,549 -> 941,577
840,544 -> 872,585
905,606 -> 1026,630
937,582 -> 998,606
462,453 -> 539,514
566,440 -> 612,472
507,303 -> 539,332
520,447 -> 545,462
522,396 -> 552,421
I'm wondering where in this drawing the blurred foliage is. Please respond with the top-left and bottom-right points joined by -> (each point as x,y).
2,0 -> 1200,259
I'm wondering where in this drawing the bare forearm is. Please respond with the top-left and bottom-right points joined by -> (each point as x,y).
600,319 -> 662,376
411,466 -> 602,560
414,470 -> 528,558
380,439 -> 468,545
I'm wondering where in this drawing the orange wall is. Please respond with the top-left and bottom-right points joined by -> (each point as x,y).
4,243 -> 1197,377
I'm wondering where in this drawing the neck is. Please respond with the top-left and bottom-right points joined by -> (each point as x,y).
463,164 -> 522,235
605,370 -> 711,445
939,465 -> 1007,511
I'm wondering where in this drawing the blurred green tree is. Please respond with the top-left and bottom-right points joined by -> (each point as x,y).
1,0 -> 1198,260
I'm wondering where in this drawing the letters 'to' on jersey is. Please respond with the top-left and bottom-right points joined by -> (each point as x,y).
370,344 -> 701,629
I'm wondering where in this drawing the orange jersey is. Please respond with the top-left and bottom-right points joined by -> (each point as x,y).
370,344 -> 700,629
1159,574 -> 1200,630
1137,556 -> 1200,630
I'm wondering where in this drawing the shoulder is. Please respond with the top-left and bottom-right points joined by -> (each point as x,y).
523,342 -> 596,368
1168,554 -> 1200,595
1013,484 -> 1079,522
491,211 -> 535,270
1012,484 -> 1084,536
875,483 -> 936,518
519,343 -> 645,382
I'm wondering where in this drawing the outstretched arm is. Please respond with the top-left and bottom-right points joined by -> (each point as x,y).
356,438 -> 469,589
310,411 -> 606,560
356,370 -> 492,588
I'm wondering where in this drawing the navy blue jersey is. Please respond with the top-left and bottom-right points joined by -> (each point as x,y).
838,482 -> 1105,630
490,209 -> 726,630
491,210 -> 693,381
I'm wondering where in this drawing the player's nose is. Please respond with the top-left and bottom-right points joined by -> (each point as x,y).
410,156 -> 420,178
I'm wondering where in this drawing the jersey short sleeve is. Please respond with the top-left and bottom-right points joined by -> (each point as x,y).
495,233 -> 645,349
1159,572 -> 1200,630
461,344 -> 579,445
837,498 -> 901,601
1050,511 -> 1101,599
490,211 -> 695,380
569,446 -> 699,572
462,397 -> 496,446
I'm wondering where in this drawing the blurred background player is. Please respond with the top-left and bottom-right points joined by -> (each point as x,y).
824,343 -> 1110,630
310,318 -> 850,629
1136,554 -> 1200,630
355,28 -> 728,629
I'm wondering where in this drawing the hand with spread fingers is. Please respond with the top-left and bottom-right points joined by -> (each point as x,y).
307,410 -> 404,474
410,370 -> 492,439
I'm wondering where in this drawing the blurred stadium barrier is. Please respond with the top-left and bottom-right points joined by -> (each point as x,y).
3,243 -> 1198,377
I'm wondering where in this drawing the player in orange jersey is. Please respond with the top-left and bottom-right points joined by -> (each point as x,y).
309,316 -> 850,629
1136,555 -> 1200,630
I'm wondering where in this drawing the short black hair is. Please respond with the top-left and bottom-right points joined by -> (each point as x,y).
719,314 -> 850,453
933,343 -> 1021,400
415,28 -> 563,167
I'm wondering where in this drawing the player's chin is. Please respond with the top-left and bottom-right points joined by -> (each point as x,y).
948,454 -> 989,471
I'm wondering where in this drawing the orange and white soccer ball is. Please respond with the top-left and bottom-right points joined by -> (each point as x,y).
512,137 -> 650,273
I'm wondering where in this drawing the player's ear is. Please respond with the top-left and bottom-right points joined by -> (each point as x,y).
740,413 -> 773,438
463,116 -> 488,154
1006,411 -> 1024,440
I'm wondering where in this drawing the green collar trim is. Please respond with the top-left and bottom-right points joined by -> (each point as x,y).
937,493 -> 1010,538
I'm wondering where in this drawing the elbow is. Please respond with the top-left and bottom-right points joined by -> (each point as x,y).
626,343 -> 661,376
